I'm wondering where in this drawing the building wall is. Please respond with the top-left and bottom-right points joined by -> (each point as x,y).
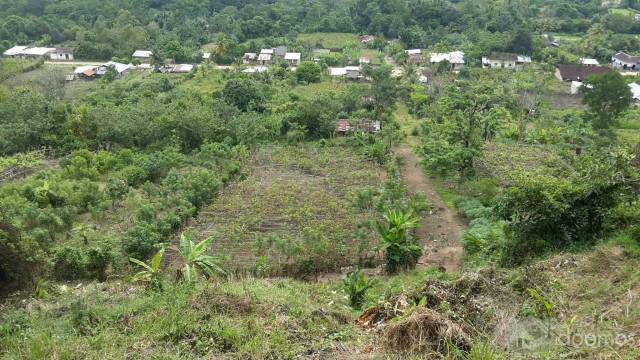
50,53 -> 74,61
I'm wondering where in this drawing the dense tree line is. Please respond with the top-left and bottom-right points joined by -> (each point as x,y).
2,0 -> 635,62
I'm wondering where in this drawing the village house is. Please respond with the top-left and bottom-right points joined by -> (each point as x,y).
243,53 -> 257,64
284,52 -> 301,66
612,52 -> 640,71
74,65 -> 97,80
555,64 -> 609,82
580,58 -> 599,66
482,52 -> 530,70
202,52 -> 211,60
171,64 -> 194,73
73,61 -> 132,80
258,49 -> 273,65
359,56 -> 371,65
335,119 -> 381,135
50,48 -> 74,61
329,67 -> 347,77
274,46 -> 288,58
97,61 -> 131,76
430,51 -> 465,71
132,50 -> 153,63
405,49 -> 422,64
346,66 -> 362,79
4,46 -> 59,59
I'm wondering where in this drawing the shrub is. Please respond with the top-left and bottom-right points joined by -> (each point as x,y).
117,165 -> 149,186
496,150 -> 637,264
53,246 -> 85,280
122,223 -> 163,260
85,244 -> 114,281
106,178 -> 129,208
296,61 -> 322,83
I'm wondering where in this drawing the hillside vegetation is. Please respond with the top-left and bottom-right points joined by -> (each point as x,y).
1,1 -> 640,359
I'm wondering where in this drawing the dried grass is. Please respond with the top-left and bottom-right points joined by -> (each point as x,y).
383,307 -> 471,355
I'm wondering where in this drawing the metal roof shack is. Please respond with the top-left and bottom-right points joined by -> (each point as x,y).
284,52 -> 301,61
329,67 -> 347,76
132,50 -> 153,58
580,58 -> 600,66
335,120 -> 352,134
172,64 -> 194,73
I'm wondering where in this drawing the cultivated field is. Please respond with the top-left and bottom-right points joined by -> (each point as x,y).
188,144 -> 386,275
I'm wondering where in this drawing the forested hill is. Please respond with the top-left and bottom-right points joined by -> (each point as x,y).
2,0 -> 637,62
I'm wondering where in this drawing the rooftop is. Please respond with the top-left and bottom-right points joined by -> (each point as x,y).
556,64 -> 609,81
613,52 -> 640,64
580,58 -> 600,66
132,50 -> 153,58
485,52 -> 519,61
3,45 -> 29,56
284,52 -> 301,61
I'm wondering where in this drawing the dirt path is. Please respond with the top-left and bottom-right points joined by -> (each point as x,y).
393,146 -> 465,272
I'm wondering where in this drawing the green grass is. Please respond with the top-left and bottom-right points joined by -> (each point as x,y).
617,128 -> 640,144
477,142 -> 573,185
298,33 -> 361,50
0,278 -> 358,359
609,8 -> 638,16
2,241 -> 638,359
360,49 -> 384,65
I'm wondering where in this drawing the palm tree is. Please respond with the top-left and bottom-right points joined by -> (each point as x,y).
129,248 -> 165,291
176,234 -> 226,283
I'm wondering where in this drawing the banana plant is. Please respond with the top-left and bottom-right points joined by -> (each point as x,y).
177,234 -> 226,284
129,248 -> 165,291
342,270 -> 375,309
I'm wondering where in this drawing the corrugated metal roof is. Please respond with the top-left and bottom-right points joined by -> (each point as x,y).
21,47 -> 55,56
284,52 -> 301,60
132,50 -> 153,58
3,45 -> 29,56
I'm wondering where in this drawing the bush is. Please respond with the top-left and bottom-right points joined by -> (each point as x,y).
85,244 -> 114,281
296,61 -> 322,83
122,223 -> 163,260
496,150 -> 637,264
53,246 -> 85,280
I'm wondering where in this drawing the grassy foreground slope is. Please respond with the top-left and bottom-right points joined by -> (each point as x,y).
1,243 -> 638,359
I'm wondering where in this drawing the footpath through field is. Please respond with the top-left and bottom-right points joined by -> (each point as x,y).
393,145 -> 465,272
393,105 -> 465,272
